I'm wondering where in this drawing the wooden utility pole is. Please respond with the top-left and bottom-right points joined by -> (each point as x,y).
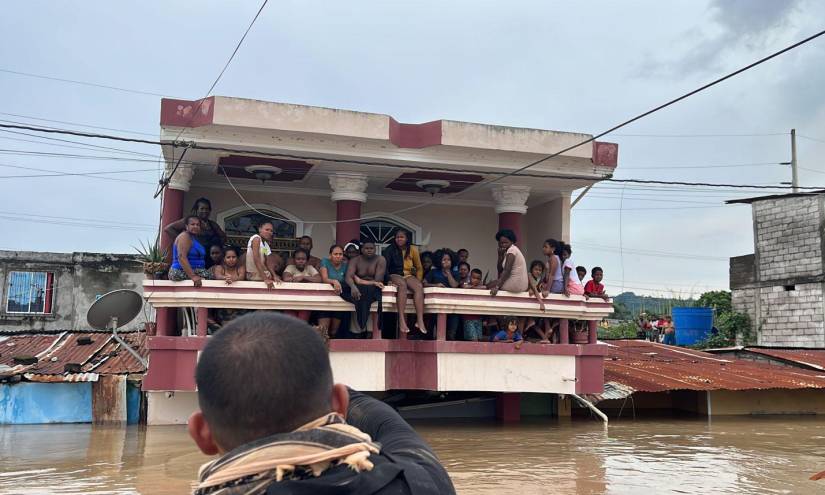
791,128 -> 798,193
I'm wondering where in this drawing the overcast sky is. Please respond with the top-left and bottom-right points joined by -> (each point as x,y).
1,0 -> 823,297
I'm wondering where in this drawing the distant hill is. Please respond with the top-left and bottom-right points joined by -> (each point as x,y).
611,291 -> 695,320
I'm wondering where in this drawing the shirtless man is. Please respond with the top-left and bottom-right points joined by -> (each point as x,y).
342,241 -> 386,332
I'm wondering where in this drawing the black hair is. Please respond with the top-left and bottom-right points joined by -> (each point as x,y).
495,229 -> 517,244
361,239 -> 375,247
544,238 -> 560,249
293,248 -> 309,259
223,246 -> 241,258
329,244 -> 344,254
420,250 -> 433,261
195,313 -> 333,450
257,221 -> 274,231
576,265 -> 587,273
457,248 -> 469,255
504,316 -> 519,328
562,244 -> 572,256
591,266 -> 603,275
190,197 -> 212,215
209,244 -> 224,252
530,260 -> 545,272
184,215 -> 200,227
458,261 -> 471,271
394,229 -> 412,259
434,248 -> 456,268
300,235 -> 313,242
470,268 -> 483,276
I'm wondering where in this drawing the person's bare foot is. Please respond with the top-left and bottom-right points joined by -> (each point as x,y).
540,339 -> 551,344
415,320 -> 428,334
399,322 -> 410,334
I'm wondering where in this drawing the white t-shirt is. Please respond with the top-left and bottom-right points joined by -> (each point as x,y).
283,264 -> 319,277
563,259 -> 583,287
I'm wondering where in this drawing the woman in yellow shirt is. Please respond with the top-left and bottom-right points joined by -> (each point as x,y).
383,229 -> 426,335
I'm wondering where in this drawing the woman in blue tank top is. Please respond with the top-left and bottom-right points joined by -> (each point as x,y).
168,216 -> 212,286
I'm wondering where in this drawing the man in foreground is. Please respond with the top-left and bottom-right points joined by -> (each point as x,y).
188,312 -> 455,494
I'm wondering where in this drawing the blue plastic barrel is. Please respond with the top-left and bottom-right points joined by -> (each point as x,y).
672,307 -> 713,346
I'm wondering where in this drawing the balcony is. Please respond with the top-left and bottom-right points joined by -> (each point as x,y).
142,280 -> 611,397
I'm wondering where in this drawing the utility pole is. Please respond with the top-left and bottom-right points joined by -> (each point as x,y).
791,128 -> 798,193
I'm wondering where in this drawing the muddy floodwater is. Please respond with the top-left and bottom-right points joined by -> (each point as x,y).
1,417 -> 824,494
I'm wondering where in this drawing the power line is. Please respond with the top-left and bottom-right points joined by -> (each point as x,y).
798,134 -> 825,145
0,210 -> 154,227
0,114 -> 156,137
612,132 -> 787,138
620,161 -> 783,170
0,67 -> 172,98
0,163 -> 155,185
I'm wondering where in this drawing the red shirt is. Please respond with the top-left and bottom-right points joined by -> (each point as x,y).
584,280 -> 604,295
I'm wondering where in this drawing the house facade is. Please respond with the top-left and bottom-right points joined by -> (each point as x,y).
729,192 -> 825,348
144,96 -> 619,424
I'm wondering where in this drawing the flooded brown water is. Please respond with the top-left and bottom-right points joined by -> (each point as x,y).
1,417 -> 824,494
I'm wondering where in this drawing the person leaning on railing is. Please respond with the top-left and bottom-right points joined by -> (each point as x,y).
168,215 -> 213,286
245,221 -> 281,288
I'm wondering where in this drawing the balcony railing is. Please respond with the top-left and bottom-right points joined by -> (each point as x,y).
142,280 -> 612,343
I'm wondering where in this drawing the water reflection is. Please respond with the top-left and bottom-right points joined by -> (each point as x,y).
0,417 -> 824,494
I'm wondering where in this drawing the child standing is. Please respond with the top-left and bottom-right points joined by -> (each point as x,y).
584,267 -> 609,300
461,268 -> 485,341
561,244 -> 585,297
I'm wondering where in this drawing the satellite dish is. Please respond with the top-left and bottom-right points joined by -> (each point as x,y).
88,289 -> 143,330
87,289 -> 147,368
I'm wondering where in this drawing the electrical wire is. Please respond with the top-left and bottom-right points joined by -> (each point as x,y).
0,163 -> 156,185
612,132 -> 788,138
0,67 -> 172,98
798,135 -> 825,145
0,114 -> 156,137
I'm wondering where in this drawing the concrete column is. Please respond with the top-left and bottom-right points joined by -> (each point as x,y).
157,163 -> 193,337
588,320 -> 598,344
329,173 -> 368,245
492,185 -> 530,245
496,393 -> 521,422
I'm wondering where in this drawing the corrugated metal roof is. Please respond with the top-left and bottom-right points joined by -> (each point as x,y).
604,340 -> 825,393
743,348 -> 825,372
0,331 -> 146,381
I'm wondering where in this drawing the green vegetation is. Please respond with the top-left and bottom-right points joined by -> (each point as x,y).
597,321 -> 638,340
691,291 -> 753,349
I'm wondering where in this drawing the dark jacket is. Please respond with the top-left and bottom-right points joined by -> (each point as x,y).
265,390 -> 455,495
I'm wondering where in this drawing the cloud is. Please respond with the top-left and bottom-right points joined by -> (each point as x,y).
638,0 -> 804,77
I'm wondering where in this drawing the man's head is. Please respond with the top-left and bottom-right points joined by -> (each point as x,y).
361,241 -> 376,258
188,313 -> 349,455
299,235 -> 313,253
470,268 -> 482,286
293,248 -> 309,270
457,249 -> 469,263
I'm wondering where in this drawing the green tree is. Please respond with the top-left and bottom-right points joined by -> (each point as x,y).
695,290 -> 732,314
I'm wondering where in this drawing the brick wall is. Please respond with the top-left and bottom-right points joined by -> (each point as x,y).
753,196 -> 822,281
757,283 -> 825,347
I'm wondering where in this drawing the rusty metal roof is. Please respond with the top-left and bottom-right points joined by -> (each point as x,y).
604,340 -> 825,392
742,348 -> 825,372
0,331 -> 146,381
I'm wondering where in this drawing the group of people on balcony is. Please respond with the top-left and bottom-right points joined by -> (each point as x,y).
165,197 -> 609,342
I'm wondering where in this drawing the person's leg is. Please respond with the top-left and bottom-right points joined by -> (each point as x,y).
329,316 -> 341,338
405,276 -> 427,334
447,315 -> 460,340
390,275 -> 410,333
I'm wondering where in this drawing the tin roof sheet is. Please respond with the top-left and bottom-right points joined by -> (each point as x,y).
0,331 -> 146,381
604,340 -> 825,392
743,348 -> 825,372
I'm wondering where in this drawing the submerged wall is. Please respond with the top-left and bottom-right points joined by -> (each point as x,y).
0,382 -> 92,424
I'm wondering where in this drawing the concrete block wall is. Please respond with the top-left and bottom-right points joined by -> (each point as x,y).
757,283 -> 825,347
753,196 -> 822,280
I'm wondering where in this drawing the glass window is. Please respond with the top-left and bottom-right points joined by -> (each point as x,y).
6,271 -> 54,314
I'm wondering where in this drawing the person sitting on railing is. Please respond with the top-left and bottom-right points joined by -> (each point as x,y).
584,266 -> 609,301
164,197 -> 227,250
207,244 -> 223,269
384,229 -> 427,335
245,222 -> 280,288
489,230 -> 545,334
318,244 -> 349,341
461,268 -> 485,341
288,235 -> 322,270
168,216 -> 213,286
342,240 -> 386,334
561,243 -> 584,297
424,250 -> 460,339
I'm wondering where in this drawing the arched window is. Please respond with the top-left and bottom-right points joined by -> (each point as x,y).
223,210 -> 297,253
360,218 -> 416,254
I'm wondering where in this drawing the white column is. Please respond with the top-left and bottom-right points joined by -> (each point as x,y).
329,173 -> 368,244
491,185 -> 531,214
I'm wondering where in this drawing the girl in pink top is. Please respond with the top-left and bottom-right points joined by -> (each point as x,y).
561,244 -> 584,296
